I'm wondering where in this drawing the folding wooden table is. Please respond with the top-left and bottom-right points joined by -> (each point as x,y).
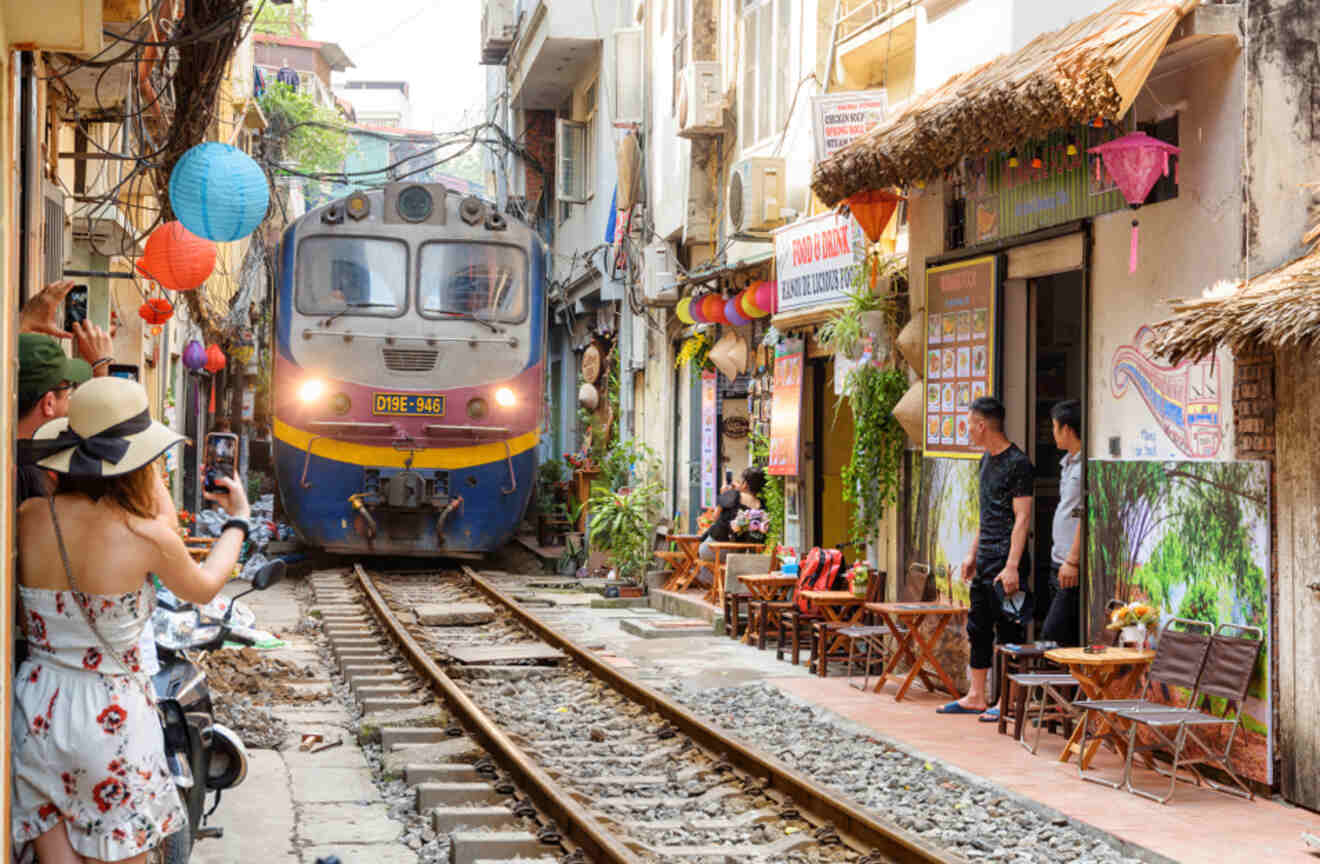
1046,646 -> 1155,769
658,534 -> 703,591
865,601 -> 964,701
798,590 -> 868,667
737,573 -> 797,645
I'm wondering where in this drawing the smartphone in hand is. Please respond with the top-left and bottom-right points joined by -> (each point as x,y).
203,432 -> 238,493
64,284 -> 89,334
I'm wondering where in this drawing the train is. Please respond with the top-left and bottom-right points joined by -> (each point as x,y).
271,182 -> 545,556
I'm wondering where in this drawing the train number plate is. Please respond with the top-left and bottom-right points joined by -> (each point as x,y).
372,393 -> 446,416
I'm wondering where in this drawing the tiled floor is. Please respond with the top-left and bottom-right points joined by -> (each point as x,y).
774,675 -> 1320,864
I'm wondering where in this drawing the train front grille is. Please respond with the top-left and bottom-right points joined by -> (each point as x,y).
381,347 -> 439,372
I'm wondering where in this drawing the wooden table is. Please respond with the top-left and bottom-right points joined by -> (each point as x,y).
184,536 -> 217,563
1046,646 -> 1155,769
798,590 -> 868,665
738,574 -> 797,644
866,602 -> 965,701
659,534 -> 703,591
702,541 -> 767,608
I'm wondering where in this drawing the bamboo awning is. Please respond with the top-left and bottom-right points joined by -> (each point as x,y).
811,0 -> 1197,206
1149,248 -> 1320,364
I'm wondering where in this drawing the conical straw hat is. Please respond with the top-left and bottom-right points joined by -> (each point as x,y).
897,312 -> 925,375
892,381 -> 925,444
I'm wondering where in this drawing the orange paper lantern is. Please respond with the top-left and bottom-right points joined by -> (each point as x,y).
138,221 -> 216,292
700,294 -> 727,325
844,189 -> 904,244
137,297 -> 174,325
203,343 -> 226,373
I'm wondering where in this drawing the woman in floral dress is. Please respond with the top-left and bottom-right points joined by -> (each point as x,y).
13,377 -> 251,863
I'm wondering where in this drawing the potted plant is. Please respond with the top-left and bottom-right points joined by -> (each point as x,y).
1106,601 -> 1161,647
586,481 -> 663,583
848,563 -> 870,597
818,286 -> 895,360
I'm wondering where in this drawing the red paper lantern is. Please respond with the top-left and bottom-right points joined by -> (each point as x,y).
138,221 -> 216,292
137,297 -> 174,326
702,294 -> 729,325
203,344 -> 226,373
844,189 -> 904,244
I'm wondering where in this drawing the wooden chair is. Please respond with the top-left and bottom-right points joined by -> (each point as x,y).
747,546 -> 795,650
811,570 -> 889,679
722,553 -> 773,639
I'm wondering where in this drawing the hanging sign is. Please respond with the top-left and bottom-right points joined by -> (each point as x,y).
768,338 -> 805,476
924,255 -> 997,459
811,89 -> 888,163
700,370 -> 718,508
774,211 -> 864,314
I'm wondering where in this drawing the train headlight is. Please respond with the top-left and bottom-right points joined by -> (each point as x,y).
298,379 -> 326,403
330,392 -> 352,415
345,192 -> 370,220
495,387 -> 516,408
396,185 -> 433,223
466,397 -> 488,420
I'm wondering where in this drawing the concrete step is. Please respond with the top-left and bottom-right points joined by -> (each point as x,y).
417,781 -> 506,810
405,764 -> 484,784
448,831 -> 548,864
430,806 -> 520,832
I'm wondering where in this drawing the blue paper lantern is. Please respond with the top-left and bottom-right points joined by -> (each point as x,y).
169,143 -> 270,242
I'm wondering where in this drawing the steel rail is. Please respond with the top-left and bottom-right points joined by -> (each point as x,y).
353,565 -> 642,864
462,566 -> 965,864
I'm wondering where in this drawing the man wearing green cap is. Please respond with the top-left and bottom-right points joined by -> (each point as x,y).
17,280 -> 115,502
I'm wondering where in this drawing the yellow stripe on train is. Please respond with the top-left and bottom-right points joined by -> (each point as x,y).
273,419 -> 540,469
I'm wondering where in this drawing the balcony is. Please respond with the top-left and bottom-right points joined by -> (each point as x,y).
482,0 -> 517,64
506,1 -> 602,109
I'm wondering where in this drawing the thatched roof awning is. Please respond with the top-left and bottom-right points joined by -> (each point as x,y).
1149,249 -> 1320,364
811,0 -> 1196,206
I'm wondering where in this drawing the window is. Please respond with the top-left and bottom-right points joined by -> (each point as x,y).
296,237 -> 408,317
741,0 -> 792,148
1138,114 -> 1179,205
418,243 -> 527,323
673,0 -> 688,115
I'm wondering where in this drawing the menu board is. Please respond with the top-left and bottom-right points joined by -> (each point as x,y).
701,371 -> 718,508
768,338 -> 805,476
923,256 -> 997,458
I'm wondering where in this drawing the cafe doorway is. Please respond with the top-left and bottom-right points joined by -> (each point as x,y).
1001,267 -> 1085,627
801,356 -> 856,553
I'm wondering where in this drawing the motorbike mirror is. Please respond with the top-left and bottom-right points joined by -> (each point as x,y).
253,559 -> 287,591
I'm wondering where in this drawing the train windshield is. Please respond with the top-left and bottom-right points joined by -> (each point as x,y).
296,237 -> 407,316
418,243 -> 526,323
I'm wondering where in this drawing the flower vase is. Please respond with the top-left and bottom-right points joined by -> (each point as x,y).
1120,625 -> 1144,647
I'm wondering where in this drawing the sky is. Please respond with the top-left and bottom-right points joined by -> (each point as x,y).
308,0 -> 486,133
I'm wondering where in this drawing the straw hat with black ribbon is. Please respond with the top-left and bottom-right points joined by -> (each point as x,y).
24,377 -> 185,476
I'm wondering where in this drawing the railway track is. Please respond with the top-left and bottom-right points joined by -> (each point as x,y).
313,566 -> 965,864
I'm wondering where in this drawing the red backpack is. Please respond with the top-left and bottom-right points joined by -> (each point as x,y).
794,547 -> 844,613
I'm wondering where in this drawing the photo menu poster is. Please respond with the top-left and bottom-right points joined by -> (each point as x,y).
768,338 -> 805,476
701,370 -> 718,508
924,255 -> 997,458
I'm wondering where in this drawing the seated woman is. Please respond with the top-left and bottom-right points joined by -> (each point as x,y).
695,466 -> 766,585
13,377 -> 252,864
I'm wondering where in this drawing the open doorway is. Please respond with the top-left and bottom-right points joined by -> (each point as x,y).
802,357 -> 855,552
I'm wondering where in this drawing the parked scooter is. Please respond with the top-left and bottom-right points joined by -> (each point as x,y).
152,559 -> 287,863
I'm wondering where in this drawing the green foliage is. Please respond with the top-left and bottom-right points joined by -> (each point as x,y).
601,438 -> 661,492
839,365 -> 908,545
817,253 -> 905,358
750,432 -> 785,550
259,83 -> 354,180
586,482 -> 663,580
253,1 -> 311,36
535,459 -> 567,516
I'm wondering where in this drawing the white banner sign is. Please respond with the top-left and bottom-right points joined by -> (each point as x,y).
811,90 -> 888,162
774,211 -> 864,314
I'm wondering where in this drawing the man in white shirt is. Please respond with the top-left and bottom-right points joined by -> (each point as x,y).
1043,400 -> 1083,646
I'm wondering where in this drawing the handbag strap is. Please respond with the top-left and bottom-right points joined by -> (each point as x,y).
47,495 -> 157,706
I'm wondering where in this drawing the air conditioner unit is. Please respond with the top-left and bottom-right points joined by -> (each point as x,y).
41,182 -> 67,285
481,0 -> 516,64
613,28 -> 643,127
728,157 -> 787,234
676,61 -> 723,138
642,242 -> 679,305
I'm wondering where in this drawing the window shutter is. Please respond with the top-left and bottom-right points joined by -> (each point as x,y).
556,118 -> 588,204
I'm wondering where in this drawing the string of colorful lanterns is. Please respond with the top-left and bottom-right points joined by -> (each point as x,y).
674,281 -> 778,326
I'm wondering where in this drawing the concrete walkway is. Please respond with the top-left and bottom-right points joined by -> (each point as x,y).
189,576 -> 416,864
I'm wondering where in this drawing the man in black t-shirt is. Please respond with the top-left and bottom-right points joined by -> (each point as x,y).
937,396 -> 1034,718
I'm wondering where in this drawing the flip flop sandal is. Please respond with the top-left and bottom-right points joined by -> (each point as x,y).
936,701 -> 984,715
978,707 -> 1001,723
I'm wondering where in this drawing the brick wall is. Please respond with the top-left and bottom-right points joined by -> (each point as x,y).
1233,345 -> 1278,783
523,110 -> 555,217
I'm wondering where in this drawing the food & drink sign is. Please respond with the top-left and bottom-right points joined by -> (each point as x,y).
923,256 -> 997,458
774,211 -> 864,314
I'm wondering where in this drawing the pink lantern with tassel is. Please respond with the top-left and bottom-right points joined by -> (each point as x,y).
1088,131 -> 1180,274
